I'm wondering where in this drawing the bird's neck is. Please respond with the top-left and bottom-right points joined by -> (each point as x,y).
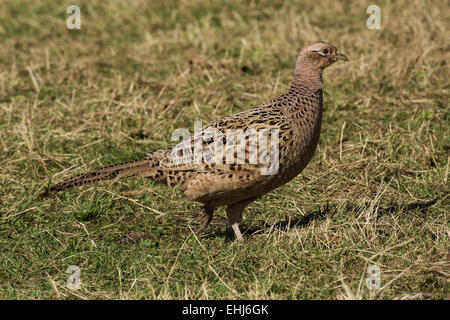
291,57 -> 323,91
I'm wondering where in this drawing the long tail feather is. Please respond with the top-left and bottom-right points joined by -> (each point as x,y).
41,157 -> 159,197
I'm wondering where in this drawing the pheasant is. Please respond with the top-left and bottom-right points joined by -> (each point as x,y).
43,41 -> 348,241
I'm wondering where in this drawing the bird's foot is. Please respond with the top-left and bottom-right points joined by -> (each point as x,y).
196,208 -> 213,234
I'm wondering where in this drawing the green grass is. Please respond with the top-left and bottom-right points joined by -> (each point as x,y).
0,0 -> 448,299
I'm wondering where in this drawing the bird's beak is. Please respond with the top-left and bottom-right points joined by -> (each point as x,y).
335,51 -> 349,62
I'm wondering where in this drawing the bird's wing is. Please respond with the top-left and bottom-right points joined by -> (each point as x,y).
159,101 -> 283,175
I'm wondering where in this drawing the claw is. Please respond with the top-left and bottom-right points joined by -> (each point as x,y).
196,205 -> 214,234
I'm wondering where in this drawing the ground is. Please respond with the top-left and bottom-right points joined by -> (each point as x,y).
0,0 -> 448,299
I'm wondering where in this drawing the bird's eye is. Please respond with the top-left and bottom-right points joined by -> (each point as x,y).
321,48 -> 329,55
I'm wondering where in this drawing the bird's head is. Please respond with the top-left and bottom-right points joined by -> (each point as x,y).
299,41 -> 349,70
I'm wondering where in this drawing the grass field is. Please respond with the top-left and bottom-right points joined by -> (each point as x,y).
0,0 -> 448,299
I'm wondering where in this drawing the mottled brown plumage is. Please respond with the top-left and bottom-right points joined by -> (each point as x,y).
43,41 -> 348,240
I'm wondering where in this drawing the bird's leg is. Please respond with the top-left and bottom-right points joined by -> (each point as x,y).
226,200 -> 252,241
231,223 -> 243,241
196,204 -> 215,234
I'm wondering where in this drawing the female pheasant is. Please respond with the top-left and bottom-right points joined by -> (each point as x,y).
43,41 -> 348,240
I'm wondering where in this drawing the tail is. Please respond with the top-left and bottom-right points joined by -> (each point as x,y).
42,157 -> 161,197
